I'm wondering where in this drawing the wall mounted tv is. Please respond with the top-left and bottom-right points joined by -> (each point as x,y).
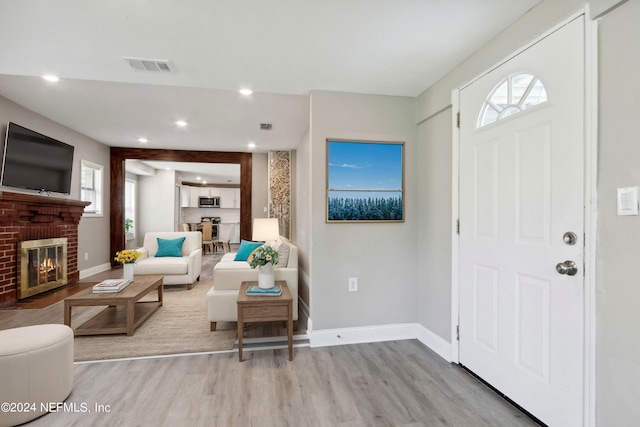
1,122 -> 74,195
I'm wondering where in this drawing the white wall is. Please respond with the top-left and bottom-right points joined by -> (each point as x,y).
139,169 -> 176,235
309,91 -> 418,330
0,95 -> 111,272
252,152 -> 269,221
596,1 -> 640,424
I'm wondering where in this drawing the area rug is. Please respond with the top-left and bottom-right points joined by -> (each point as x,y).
73,279 -> 237,362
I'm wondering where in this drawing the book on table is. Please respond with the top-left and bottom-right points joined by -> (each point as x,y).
92,279 -> 131,293
246,284 -> 282,296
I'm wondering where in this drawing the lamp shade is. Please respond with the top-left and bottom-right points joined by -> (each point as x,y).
252,218 -> 279,241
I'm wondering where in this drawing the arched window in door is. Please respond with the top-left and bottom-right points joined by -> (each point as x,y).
478,73 -> 548,128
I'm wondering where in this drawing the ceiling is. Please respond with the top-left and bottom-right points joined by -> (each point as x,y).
0,1 -> 541,175
128,161 -> 241,185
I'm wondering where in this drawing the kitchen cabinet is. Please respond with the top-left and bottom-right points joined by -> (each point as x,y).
184,185 -> 240,208
219,188 -> 236,209
233,189 -> 240,208
232,223 -> 240,243
180,186 -> 190,207
188,186 -> 199,207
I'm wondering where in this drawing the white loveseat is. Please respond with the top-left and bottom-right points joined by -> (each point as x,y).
206,237 -> 298,330
134,231 -> 202,289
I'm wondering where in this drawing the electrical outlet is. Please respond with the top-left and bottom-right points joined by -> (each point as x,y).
84,253 -> 88,261
348,277 -> 358,292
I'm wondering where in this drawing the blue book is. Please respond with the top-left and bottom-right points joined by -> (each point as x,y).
246,284 -> 282,296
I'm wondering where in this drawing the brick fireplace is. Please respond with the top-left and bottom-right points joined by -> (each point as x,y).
0,192 -> 89,307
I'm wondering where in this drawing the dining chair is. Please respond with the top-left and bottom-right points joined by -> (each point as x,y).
201,222 -> 214,254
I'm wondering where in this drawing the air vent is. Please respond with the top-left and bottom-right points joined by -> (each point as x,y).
123,57 -> 174,73
260,123 -> 273,130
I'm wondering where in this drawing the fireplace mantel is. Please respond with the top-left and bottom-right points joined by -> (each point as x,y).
0,191 -> 91,209
0,191 -> 90,306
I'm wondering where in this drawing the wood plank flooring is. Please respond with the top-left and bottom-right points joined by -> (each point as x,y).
24,340 -> 537,427
2,247 -> 538,426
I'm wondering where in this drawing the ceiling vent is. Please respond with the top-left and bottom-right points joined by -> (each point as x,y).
123,57 -> 174,73
260,123 -> 273,130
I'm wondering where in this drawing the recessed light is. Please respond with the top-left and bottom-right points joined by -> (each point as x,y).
42,75 -> 59,82
248,142 -> 256,149
196,176 -> 201,180
202,181 -> 207,184
175,120 -> 188,127
138,137 -> 148,143
239,88 -> 253,96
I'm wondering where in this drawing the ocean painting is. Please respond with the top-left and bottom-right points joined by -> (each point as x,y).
327,140 -> 404,222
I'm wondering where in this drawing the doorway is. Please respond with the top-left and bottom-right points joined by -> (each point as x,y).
109,148 -> 252,266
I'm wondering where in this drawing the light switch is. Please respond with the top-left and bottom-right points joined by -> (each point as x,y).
617,186 -> 639,216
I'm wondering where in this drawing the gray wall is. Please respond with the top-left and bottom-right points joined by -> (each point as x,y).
295,128 -> 311,321
309,91 -> 418,330
416,108 -> 453,340
596,0 -> 640,423
0,95 -> 111,272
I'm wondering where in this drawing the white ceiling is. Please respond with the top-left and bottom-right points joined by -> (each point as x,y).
0,0 -> 541,175
132,161 -> 241,185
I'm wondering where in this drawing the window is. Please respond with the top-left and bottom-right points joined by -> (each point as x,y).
478,73 -> 548,128
81,160 -> 103,216
124,179 -> 136,237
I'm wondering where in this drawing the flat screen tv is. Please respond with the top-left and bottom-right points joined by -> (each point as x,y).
1,122 -> 74,195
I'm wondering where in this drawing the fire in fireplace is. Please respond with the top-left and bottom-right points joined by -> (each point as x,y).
18,238 -> 68,299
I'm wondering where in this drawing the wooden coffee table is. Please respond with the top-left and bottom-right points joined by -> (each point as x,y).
64,275 -> 163,336
237,281 -> 293,362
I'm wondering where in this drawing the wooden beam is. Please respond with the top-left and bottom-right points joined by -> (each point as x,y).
110,148 -> 252,265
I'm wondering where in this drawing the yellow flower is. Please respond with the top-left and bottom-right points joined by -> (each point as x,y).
115,249 -> 141,264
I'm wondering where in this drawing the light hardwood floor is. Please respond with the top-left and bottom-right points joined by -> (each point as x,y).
2,250 -> 538,426
24,340 -> 537,427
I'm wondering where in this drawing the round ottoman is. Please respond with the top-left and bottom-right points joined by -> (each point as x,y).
0,324 -> 74,427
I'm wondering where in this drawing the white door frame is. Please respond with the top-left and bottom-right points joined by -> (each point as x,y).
450,7 -> 597,426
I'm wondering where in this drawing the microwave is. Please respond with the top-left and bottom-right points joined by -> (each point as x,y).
199,197 -> 220,208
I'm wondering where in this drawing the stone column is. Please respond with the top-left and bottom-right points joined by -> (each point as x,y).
268,151 -> 291,239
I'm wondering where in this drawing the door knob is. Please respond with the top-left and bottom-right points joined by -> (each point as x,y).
556,260 -> 578,276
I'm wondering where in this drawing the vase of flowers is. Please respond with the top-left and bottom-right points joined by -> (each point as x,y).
114,249 -> 142,282
249,245 -> 279,289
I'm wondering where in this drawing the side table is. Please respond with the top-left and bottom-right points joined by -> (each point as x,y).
237,280 -> 293,362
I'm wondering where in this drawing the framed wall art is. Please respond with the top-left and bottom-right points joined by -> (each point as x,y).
326,139 -> 404,223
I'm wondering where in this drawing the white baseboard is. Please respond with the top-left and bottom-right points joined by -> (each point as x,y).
415,325 -> 453,362
79,262 -> 112,279
310,323 -> 452,362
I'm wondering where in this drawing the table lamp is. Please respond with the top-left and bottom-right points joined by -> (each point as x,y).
252,218 -> 280,242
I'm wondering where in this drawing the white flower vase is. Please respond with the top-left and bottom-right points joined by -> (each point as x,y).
258,263 -> 275,289
123,263 -> 135,282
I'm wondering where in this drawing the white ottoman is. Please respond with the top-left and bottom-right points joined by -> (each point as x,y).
0,324 -> 74,427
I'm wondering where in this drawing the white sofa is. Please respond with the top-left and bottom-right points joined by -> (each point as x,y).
134,231 -> 202,289
207,237 -> 298,330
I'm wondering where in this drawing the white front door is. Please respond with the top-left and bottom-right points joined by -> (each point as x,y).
458,17 -> 585,426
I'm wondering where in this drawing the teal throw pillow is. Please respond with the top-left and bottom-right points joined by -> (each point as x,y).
155,237 -> 186,257
234,240 -> 263,261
